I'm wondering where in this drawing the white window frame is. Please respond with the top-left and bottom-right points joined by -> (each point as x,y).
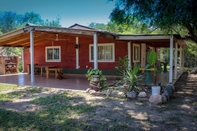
89,43 -> 115,62
45,46 -> 61,62
133,44 -> 140,62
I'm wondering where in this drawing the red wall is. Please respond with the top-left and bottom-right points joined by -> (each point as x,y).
23,36 -> 128,72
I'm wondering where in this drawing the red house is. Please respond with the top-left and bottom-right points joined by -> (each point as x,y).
0,24 -> 186,84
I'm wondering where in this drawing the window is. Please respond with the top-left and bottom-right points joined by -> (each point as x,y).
89,43 -> 115,62
45,46 -> 61,62
133,44 -> 140,62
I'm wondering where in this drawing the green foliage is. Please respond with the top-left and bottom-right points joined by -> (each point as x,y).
121,63 -> 141,91
0,11 -> 62,58
85,68 -> 107,90
110,0 -> 197,43
115,55 -> 129,76
88,21 -> 151,34
147,50 -> 158,66
147,50 -> 158,77
0,84 -> 22,92
86,68 -> 102,81
1,47 -> 22,56
89,22 -> 107,30
184,40 -> 197,67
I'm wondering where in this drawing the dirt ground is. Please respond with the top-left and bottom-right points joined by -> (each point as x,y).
0,72 -> 197,130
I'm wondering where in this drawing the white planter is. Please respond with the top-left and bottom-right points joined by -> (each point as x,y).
151,86 -> 161,95
92,75 -> 100,81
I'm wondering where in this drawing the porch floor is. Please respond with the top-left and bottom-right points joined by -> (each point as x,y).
0,71 -> 183,91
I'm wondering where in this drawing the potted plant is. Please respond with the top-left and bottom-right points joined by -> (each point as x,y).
147,50 -> 161,95
86,68 -> 107,91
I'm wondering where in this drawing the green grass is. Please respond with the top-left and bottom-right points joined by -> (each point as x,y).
0,91 -> 96,131
0,87 -> 51,104
0,84 -> 23,92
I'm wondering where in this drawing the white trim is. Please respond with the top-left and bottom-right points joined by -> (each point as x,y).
89,43 -> 115,62
133,44 -> 140,62
180,47 -> 183,71
118,35 -> 170,40
128,42 -> 131,67
174,42 -> 178,79
30,27 -> 34,83
45,46 -> 61,62
169,36 -> 173,83
93,33 -> 98,69
76,37 -> 79,69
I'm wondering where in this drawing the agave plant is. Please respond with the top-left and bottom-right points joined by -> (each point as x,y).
122,63 -> 141,91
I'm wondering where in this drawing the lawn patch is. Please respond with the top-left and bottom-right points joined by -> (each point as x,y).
0,84 -> 23,92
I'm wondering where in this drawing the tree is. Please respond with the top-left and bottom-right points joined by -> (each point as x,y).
89,22 -> 107,30
110,0 -> 197,43
89,21 -> 151,34
0,11 -> 62,56
0,11 -> 19,33
43,16 -> 61,27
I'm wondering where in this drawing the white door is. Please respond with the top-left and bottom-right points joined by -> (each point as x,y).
141,44 -> 146,67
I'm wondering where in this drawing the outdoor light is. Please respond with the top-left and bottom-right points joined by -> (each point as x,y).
75,44 -> 79,49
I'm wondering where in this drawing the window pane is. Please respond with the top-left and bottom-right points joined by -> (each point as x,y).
54,48 -> 59,59
134,46 -> 139,61
47,48 -> 53,60
105,45 -> 112,60
90,44 -> 114,61
98,46 -> 102,60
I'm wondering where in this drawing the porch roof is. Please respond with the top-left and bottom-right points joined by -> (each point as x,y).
0,25 -> 116,47
0,25 -> 186,47
117,34 -> 187,47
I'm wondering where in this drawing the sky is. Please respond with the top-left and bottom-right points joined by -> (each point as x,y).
0,0 -> 115,27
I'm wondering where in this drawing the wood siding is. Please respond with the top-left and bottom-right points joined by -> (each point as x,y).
23,36 -> 128,72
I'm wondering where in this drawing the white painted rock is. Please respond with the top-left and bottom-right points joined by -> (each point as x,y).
138,92 -> 147,98
149,94 -> 162,104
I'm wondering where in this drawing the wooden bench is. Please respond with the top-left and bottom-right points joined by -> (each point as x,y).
45,67 -> 63,78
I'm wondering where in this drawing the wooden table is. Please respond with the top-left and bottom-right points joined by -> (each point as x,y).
27,64 -> 57,77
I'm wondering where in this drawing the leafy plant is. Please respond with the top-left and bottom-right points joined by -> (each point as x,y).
85,68 -> 107,90
121,63 -> 141,91
115,55 -> 129,76
147,50 -> 158,76
147,50 -> 160,85
85,68 -> 102,81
